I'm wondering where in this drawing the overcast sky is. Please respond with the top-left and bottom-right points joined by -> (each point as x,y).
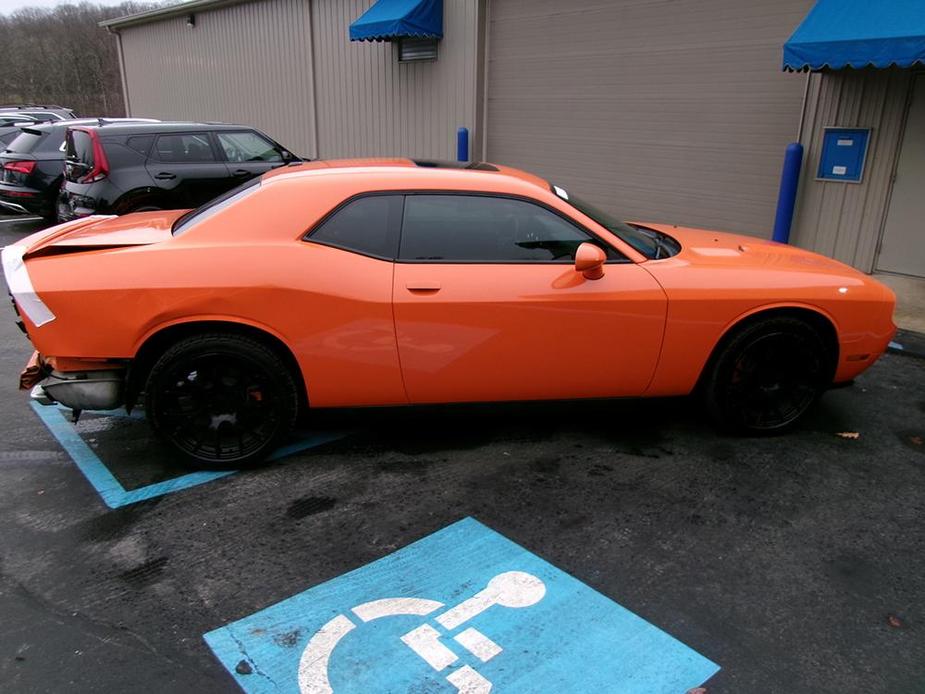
0,0 -> 173,13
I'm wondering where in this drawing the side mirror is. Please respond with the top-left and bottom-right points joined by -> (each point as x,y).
575,242 -> 606,280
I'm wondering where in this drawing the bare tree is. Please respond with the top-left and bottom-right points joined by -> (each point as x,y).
0,2 -> 163,116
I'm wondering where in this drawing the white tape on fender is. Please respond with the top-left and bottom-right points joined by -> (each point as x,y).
1,245 -> 55,327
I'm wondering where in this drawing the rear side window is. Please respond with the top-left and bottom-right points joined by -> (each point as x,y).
154,133 -> 216,162
217,131 -> 282,163
399,195 -> 621,262
4,130 -> 47,153
127,135 -> 154,156
308,195 -> 403,259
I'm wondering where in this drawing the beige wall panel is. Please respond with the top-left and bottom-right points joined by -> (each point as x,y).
120,0 -> 317,158
311,0 -> 480,159
792,69 -> 913,272
485,0 -> 815,236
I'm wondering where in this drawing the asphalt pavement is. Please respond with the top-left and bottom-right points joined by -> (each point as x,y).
0,214 -> 923,693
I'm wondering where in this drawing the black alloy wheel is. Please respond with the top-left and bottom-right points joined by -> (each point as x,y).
145,333 -> 299,469
704,317 -> 828,433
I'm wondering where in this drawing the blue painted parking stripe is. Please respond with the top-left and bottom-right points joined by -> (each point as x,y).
30,401 -> 346,509
30,401 -> 133,508
204,517 -> 720,693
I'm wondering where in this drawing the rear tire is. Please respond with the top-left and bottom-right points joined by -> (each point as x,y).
145,333 -> 299,469
702,317 -> 828,433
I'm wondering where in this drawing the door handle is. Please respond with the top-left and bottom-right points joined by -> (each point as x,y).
232,169 -> 251,177
153,172 -> 176,180
405,282 -> 441,292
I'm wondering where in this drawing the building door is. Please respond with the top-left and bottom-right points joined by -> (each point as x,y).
877,75 -> 925,278
482,0 -> 816,237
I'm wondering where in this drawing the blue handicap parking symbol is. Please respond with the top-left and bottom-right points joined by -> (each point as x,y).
204,517 -> 719,693
30,401 -> 345,509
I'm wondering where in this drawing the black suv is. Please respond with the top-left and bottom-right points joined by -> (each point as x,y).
60,122 -> 299,220
0,118 -> 157,220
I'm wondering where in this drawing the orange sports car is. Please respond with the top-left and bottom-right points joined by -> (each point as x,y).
3,159 -> 896,468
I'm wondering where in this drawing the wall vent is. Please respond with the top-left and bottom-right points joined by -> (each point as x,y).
398,37 -> 437,62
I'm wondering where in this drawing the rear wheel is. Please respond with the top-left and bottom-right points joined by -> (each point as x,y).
145,333 -> 299,469
702,317 -> 829,433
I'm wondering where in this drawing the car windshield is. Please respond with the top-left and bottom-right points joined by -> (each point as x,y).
551,185 -> 679,260
172,175 -> 262,236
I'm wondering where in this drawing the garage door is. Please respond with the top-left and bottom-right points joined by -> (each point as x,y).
484,0 -> 814,236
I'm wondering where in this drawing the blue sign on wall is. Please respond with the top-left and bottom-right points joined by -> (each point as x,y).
817,127 -> 871,182
204,517 -> 719,693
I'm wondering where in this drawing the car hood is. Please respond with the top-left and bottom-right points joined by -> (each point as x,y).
640,222 -> 863,276
20,210 -> 186,258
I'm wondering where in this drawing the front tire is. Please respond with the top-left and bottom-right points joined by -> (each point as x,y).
702,317 -> 829,433
145,333 -> 299,469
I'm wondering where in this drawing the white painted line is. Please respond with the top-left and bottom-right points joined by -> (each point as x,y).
400,624 -> 458,671
446,665 -> 493,693
352,597 -> 443,623
437,571 -> 546,630
454,627 -> 502,662
889,341 -> 904,350
298,614 -> 356,694
0,216 -> 42,223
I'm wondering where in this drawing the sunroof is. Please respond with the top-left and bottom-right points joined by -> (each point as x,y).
411,159 -> 499,171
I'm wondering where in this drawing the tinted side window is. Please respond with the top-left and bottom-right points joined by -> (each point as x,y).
5,131 -> 46,153
217,131 -> 282,162
154,133 -> 216,162
127,135 -> 154,156
399,195 -> 618,262
308,195 -> 402,259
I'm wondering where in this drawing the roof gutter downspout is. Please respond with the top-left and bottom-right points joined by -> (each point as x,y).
108,28 -> 133,117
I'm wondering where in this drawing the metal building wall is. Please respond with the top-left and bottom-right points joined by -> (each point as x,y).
791,69 -> 913,272
484,0 -> 815,237
119,0 -> 318,158
310,0 -> 482,159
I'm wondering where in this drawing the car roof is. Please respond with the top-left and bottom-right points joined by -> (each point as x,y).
0,104 -> 71,111
75,121 -> 256,135
23,117 -> 159,132
263,158 -> 552,195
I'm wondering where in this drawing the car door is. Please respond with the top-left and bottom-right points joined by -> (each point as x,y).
146,132 -> 231,207
214,130 -> 286,183
392,193 -> 668,404
300,193 -> 407,406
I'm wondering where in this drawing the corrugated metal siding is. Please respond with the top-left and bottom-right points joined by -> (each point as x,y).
311,0 -> 480,159
119,0 -> 318,158
791,69 -> 913,272
485,0 -> 815,236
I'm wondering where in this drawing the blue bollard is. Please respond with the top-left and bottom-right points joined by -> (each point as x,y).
456,127 -> 469,162
772,142 -> 804,244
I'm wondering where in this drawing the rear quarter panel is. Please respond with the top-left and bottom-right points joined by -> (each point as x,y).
23,176 -> 407,406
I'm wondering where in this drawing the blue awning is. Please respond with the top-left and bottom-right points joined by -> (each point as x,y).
783,0 -> 925,71
349,0 -> 443,42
